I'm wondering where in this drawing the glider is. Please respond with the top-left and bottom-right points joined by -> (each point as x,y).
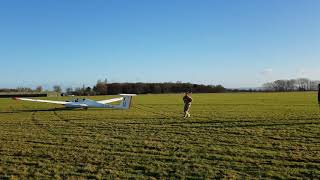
12,94 -> 136,110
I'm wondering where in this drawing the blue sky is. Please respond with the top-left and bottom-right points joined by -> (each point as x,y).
0,0 -> 319,89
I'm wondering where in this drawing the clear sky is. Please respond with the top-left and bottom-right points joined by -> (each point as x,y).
0,0 -> 319,89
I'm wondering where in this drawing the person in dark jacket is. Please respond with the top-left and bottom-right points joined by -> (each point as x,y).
318,84 -> 320,104
183,92 -> 193,118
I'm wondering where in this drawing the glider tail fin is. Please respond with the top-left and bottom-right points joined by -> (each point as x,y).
119,94 -> 136,109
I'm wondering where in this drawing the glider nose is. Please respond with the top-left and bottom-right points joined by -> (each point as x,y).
12,97 -> 18,100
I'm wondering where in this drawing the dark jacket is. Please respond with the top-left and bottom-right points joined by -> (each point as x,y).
318,84 -> 320,103
183,95 -> 192,104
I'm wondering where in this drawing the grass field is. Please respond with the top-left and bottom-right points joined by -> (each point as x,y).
0,92 -> 320,179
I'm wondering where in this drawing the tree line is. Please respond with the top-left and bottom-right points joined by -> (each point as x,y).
0,80 -> 226,95
2,78 -> 318,95
263,78 -> 320,91
0,86 -> 43,93
65,80 -> 226,96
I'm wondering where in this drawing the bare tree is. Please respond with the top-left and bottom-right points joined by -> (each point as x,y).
93,80 -> 108,95
263,78 -> 319,91
36,86 -> 43,92
287,79 -> 296,91
53,85 -> 62,93
311,81 -> 320,90
263,82 -> 276,91
296,78 -> 310,91
65,87 -> 73,95
274,80 -> 287,91
16,87 -> 33,92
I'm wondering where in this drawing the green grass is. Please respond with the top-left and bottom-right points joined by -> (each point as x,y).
0,92 -> 320,179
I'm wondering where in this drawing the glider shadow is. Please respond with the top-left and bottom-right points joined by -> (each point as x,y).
0,107 -> 77,114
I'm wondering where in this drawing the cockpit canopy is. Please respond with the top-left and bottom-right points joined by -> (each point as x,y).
66,98 -> 87,103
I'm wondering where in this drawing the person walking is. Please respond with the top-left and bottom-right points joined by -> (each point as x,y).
318,84 -> 320,104
183,92 -> 193,118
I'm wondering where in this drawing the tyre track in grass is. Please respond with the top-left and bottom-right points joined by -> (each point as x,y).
29,109 -> 85,145
53,110 -> 75,123
24,110 -> 110,165
2,93 -> 320,178
134,104 -> 179,119
51,110 -> 101,135
136,104 -> 222,120
47,109 -> 191,172
9,105 -> 15,112
130,105 -> 320,173
30,111 -> 63,142
133,105 -> 320,148
50,110 -> 122,151
51,110 -> 91,138
1,110 -> 63,164
1,133 -> 318,173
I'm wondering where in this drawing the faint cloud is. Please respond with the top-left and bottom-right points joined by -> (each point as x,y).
296,68 -> 306,78
261,68 -> 273,76
259,68 -> 274,85
295,68 -> 320,80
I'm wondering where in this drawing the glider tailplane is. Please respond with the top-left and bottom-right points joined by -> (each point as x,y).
119,94 -> 136,109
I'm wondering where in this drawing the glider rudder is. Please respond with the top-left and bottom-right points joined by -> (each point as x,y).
119,94 -> 136,109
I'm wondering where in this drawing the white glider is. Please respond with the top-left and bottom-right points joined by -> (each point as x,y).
13,94 -> 136,110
